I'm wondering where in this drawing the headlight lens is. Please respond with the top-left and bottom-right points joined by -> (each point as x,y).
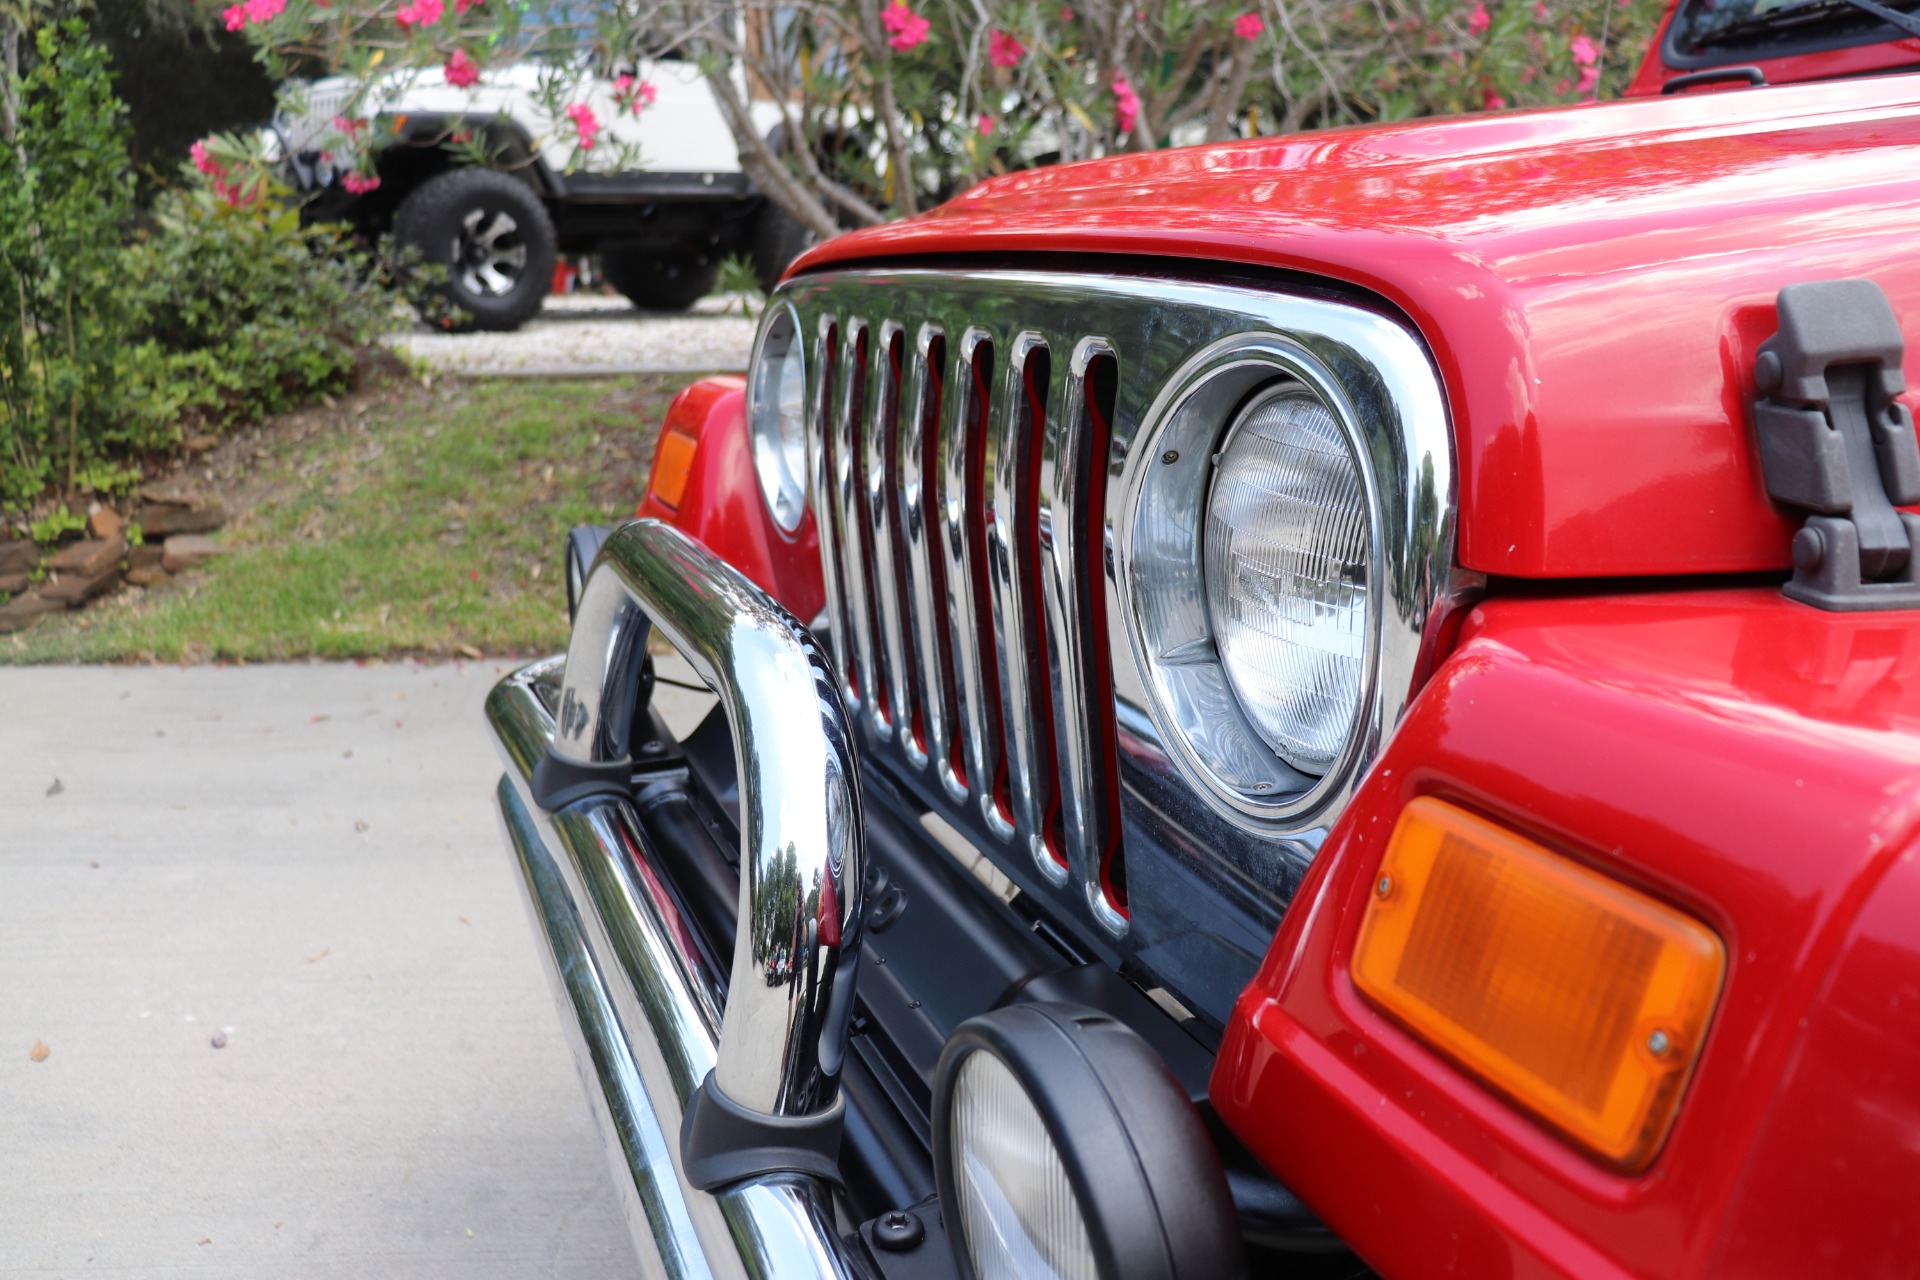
1203,386 -> 1369,776
749,304 -> 807,532
948,1049 -> 1098,1280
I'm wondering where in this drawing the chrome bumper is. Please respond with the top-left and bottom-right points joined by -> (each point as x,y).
486,519 -> 865,1279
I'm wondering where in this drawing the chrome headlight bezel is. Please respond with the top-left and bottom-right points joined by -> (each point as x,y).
1116,330 -> 1414,838
747,299 -> 809,533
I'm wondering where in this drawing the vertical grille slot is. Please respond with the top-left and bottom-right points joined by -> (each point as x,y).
868,322 -> 923,766
1044,343 -> 1128,925
810,319 -> 855,704
947,331 -> 1004,823
902,326 -> 963,797
833,320 -> 883,730
989,334 -> 1067,879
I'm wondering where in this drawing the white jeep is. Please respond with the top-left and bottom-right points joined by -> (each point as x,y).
276,55 -> 799,331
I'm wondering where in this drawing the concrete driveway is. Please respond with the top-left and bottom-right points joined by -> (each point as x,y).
1,659 -> 713,1278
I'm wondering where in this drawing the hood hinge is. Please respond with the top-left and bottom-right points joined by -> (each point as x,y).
1752,278 -> 1920,611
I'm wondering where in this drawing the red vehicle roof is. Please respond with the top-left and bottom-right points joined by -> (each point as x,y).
795,76 -> 1920,581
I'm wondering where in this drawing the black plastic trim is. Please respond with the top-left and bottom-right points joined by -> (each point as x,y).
1661,64 -> 1768,92
529,751 -> 632,811
679,1070 -> 845,1190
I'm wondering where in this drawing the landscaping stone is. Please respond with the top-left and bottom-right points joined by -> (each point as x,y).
0,591 -> 62,632
0,571 -> 29,596
162,534 -> 226,573
87,506 -> 124,540
138,500 -> 226,536
0,539 -> 36,574
47,537 -> 125,578
40,564 -> 123,607
127,564 -> 169,588
128,544 -> 164,570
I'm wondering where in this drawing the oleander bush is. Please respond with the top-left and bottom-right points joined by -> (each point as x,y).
217,0 -> 1664,241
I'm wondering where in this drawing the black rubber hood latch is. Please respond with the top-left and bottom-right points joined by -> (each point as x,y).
1752,278 -> 1920,611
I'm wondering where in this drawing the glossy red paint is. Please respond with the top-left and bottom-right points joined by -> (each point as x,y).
637,376 -> 825,623
792,78 -> 1920,582
1625,1 -> 1920,98
1211,589 -> 1920,1279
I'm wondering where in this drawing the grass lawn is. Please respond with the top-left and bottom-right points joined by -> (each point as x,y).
3,373 -> 698,664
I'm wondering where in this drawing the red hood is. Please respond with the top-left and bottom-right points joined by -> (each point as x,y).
793,77 -> 1920,580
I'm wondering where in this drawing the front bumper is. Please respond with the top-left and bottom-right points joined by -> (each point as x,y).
486,519 -> 866,1278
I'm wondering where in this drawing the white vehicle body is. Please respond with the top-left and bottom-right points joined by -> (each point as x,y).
282,58 -> 781,177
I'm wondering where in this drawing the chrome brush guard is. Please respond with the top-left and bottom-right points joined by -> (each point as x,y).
486,517 -> 865,1278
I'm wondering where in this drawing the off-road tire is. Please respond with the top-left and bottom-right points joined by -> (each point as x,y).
749,200 -> 815,293
394,168 -> 556,333
601,246 -> 719,313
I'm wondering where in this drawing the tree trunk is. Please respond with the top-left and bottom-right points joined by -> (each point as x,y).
698,59 -> 842,242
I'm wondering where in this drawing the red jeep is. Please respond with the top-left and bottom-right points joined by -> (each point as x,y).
485,4 -> 1920,1276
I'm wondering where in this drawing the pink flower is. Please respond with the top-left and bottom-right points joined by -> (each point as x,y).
243,0 -> 285,24
1482,89 -> 1506,109
395,0 -> 444,29
342,173 -> 381,195
1576,65 -> 1600,95
1467,1 -> 1490,36
613,74 -> 657,114
333,115 -> 365,138
190,140 -> 218,176
566,102 -> 599,150
443,48 -> 479,88
1112,75 -> 1141,133
1233,11 -> 1264,40
988,30 -> 1025,68
1059,6 -> 1075,21
880,1 -> 930,52
976,113 -> 995,135
1533,1 -> 1548,17
222,4 -> 246,31
1570,34 -> 1599,66
455,0 -> 480,10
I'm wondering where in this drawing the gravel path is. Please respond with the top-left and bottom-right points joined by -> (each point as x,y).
387,293 -> 757,378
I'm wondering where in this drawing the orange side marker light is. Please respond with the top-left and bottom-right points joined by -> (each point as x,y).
1352,797 -> 1725,1171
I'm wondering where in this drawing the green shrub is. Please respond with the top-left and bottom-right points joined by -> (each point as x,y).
0,20 -> 137,509
120,189 -> 397,442
0,19 -> 407,516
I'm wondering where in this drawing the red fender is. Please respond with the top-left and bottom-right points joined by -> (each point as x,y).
1212,588 -> 1920,1279
637,376 -> 825,624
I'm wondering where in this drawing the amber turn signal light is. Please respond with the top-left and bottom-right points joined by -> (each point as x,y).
648,426 -> 700,510
1352,798 -> 1724,1171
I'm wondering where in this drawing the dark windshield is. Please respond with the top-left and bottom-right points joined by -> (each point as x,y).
1669,0 -> 1920,63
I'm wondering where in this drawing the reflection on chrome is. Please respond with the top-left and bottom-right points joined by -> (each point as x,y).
490,516 -> 868,1277
550,517 -> 863,1119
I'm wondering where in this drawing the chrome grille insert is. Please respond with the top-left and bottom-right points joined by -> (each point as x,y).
783,268 -> 1459,962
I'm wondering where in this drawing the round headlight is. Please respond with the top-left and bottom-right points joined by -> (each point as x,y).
1118,334 -> 1387,836
1203,386 -> 1368,776
933,1003 -> 1242,1280
749,303 -> 808,532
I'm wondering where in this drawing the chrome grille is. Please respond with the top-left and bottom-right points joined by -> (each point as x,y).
801,304 -> 1129,933
779,268 -> 1458,976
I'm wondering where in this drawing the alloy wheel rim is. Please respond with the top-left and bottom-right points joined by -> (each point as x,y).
452,207 -> 528,297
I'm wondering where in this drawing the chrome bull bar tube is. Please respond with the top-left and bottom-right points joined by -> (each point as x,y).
486,518 -> 865,1279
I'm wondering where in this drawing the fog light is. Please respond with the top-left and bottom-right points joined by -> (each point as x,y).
933,1003 -> 1243,1280
1352,798 -> 1725,1171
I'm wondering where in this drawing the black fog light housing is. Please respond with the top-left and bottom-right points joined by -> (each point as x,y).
932,1003 -> 1244,1280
